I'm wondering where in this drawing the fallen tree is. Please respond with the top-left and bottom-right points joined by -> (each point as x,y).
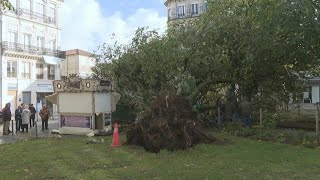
125,95 -> 225,153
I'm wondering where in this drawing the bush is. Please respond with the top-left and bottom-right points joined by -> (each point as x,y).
300,134 -> 319,149
261,112 -> 279,128
222,122 -> 257,137
222,122 -> 320,149
258,130 -> 275,141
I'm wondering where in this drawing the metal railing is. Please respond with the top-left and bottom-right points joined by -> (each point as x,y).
168,4 -> 208,21
1,41 -> 66,58
168,11 -> 202,20
14,8 -> 56,25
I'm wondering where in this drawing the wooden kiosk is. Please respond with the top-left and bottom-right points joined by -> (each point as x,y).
48,75 -> 120,135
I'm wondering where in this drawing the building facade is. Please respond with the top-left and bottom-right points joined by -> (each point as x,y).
165,0 -> 208,24
0,0 -> 64,113
60,49 -> 95,78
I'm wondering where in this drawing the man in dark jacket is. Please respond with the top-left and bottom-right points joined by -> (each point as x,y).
15,103 -> 23,132
2,103 -> 11,135
29,104 -> 36,127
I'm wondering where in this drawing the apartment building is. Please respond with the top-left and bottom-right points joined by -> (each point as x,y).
0,0 -> 64,113
165,0 -> 208,24
60,49 -> 95,78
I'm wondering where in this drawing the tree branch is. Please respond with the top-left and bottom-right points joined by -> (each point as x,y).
188,77 -> 232,103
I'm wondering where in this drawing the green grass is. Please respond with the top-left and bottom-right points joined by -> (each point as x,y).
0,135 -> 319,179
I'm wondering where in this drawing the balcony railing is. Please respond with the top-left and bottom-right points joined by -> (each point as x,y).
15,8 -> 56,25
168,11 -> 202,21
1,41 -> 65,58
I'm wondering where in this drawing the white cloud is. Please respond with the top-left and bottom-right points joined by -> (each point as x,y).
60,0 -> 167,52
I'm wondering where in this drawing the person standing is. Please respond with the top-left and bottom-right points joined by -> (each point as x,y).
215,97 -> 225,128
240,97 -> 252,128
29,104 -> 36,127
15,104 -> 23,132
39,105 -> 50,130
2,103 -> 11,135
21,105 -> 31,133
225,98 -> 237,122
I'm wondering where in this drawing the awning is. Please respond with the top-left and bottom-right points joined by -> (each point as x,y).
45,93 -> 58,104
37,84 -> 54,92
43,55 -> 61,65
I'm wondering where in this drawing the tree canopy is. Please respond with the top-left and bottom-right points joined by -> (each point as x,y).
93,0 -> 320,114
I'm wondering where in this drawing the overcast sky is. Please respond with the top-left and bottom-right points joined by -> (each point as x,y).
60,0 -> 167,52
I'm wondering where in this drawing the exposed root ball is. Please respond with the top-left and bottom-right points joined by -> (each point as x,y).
126,95 -> 224,153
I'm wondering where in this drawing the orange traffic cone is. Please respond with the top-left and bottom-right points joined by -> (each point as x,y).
111,123 -> 121,147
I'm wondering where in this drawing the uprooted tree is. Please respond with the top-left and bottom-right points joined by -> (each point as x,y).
93,0 -> 320,151
126,95 -> 224,153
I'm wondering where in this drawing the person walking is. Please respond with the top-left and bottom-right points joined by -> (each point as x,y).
15,104 -> 23,132
29,104 -> 36,127
2,103 -> 11,135
21,105 -> 31,133
39,105 -> 50,130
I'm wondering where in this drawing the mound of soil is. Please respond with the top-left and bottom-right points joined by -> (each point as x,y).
125,95 -> 224,153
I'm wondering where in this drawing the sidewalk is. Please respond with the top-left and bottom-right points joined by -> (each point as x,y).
0,116 -> 60,145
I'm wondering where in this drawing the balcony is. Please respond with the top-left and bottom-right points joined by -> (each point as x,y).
1,41 -> 65,59
168,11 -> 204,21
15,9 -> 56,25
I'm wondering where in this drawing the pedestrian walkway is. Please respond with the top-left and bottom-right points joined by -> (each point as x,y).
0,116 -> 60,145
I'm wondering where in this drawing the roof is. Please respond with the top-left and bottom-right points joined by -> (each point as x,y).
65,49 -> 93,57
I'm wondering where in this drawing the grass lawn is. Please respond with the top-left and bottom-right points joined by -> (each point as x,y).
0,135 -> 319,179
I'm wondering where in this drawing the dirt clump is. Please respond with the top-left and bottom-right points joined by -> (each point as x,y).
125,95 -> 224,153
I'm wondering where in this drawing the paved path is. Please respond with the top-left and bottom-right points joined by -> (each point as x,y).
0,116 -> 60,145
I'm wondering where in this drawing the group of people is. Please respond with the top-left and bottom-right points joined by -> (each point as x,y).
215,96 -> 252,128
14,103 -> 36,133
2,103 -> 51,135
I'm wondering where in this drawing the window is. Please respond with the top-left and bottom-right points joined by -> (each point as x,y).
36,64 -> 44,79
191,4 -> 199,15
23,34 -> 31,51
8,31 -> 17,43
37,3 -> 44,16
23,0 -> 31,11
48,65 -> 55,80
168,8 -> 171,19
22,0 -> 32,18
178,5 -> 185,17
7,61 -> 17,78
21,62 -> 30,78
202,2 -> 208,12
37,36 -> 45,51
48,4 -> 56,24
50,40 -> 56,51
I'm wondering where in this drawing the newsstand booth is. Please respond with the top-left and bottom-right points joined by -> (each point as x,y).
48,75 -> 120,135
